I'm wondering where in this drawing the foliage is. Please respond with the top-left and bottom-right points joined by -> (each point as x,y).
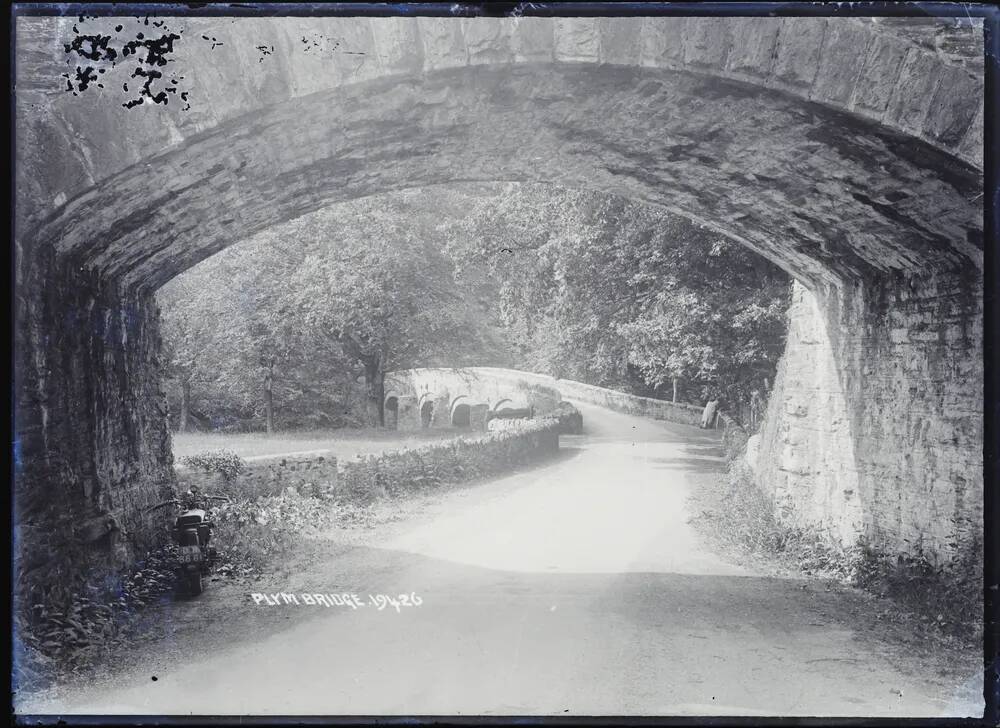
282,193 -> 505,424
449,183 -> 791,412
211,490 -> 336,573
158,190 -> 509,431
13,545 -> 182,692
158,183 -> 790,429
179,449 -> 247,480
697,462 -> 981,646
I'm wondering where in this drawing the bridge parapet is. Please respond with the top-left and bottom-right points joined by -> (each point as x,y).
385,367 -> 722,431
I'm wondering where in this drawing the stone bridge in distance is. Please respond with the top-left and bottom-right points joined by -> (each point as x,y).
13,15 -> 983,588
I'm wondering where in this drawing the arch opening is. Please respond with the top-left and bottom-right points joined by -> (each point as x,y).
452,404 -> 472,429
12,16 -> 984,605
420,400 -> 434,429
384,396 -> 399,430
450,396 -> 473,429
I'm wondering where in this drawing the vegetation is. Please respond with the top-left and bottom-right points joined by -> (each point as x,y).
179,449 -> 247,480
157,190 -> 509,432
158,183 -> 791,431
450,185 -> 791,409
691,462 -> 981,647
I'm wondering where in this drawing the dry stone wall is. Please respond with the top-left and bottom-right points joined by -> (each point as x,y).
339,422 -> 560,503
174,420 -> 561,506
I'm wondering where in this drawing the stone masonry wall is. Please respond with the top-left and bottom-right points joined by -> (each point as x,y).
339,421 -> 561,503
174,421 -> 560,505
16,16 -> 982,237
14,246 -> 176,597
756,273 -> 982,563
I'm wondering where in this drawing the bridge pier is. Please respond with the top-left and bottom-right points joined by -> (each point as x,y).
757,271 -> 982,563
14,246 -> 175,593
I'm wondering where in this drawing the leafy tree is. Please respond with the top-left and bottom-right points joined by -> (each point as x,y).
159,191 -> 507,430
158,268 -> 231,432
158,182 -> 789,432
448,184 -> 791,417
284,195 -> 503,426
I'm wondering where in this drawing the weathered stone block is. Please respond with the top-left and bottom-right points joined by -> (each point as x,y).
851,34 -> 909,115
683,18 -> 731,71
462,17 -> 513,66
510,17 -> 554,62
553,17 -> 601,64
639,16 -> 686,67
417,18 -> 467,71
809,23 -> 872,106
370,17 -> 425,76
725,19 -> 781,79
770,18 -> 826,91
923,64 -> 983,147
883,48 -> 940,134
597,17 -> 642,66
957,103 -> 984,168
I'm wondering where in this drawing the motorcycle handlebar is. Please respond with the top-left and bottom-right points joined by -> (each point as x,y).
146,499 -> 180,512
145,494 -> 229,512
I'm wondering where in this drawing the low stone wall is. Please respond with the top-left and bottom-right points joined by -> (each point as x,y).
547,377 -> 705,427
175,420 -> 561,505
340,420 -> 560,503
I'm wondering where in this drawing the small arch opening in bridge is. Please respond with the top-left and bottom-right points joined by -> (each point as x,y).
492,399 -> 513,412
420,400 -> 434,428
452,403 -> 472,429
385,396 -> 399,430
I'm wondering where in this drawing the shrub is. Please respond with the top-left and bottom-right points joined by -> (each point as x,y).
180,449 -> 246,480
13,545 -> 182,692
716,462 -> 981,645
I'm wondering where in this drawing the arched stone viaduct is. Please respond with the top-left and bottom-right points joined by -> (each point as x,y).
13,15 -> 984,581
384,368 -> 554,431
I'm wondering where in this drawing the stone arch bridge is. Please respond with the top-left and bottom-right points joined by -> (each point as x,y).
13,14 -> 984,582
384,368 -> 560,431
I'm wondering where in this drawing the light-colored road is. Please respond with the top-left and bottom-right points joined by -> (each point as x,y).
18,402 -> 981,717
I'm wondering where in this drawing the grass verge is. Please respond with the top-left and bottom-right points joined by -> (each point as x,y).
690,461 -> 982,650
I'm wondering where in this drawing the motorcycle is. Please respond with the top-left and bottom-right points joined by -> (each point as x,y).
148,490 -> 230,596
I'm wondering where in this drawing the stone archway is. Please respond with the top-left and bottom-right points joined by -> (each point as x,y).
12,14 -> 984,579
452,403 -> 472,429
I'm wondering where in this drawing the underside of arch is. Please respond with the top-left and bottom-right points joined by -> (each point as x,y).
27,62 -> 981,293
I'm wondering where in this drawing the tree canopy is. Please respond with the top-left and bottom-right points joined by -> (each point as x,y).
157,183 -> 790,432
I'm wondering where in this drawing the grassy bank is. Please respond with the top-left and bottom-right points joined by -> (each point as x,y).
172,426 -> 462,460
689,460 -> 982,651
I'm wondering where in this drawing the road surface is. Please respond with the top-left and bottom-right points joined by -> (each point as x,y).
17,402 -> 981,718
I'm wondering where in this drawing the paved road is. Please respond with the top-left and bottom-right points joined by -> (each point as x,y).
19,402 -> 980,717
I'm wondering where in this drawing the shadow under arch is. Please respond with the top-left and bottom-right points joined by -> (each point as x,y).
25,61 -> 981,295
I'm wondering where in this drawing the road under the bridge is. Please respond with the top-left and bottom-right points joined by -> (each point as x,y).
17,402 -> 981,718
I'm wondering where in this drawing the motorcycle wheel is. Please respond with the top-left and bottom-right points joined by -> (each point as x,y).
186,570 -> 203,596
